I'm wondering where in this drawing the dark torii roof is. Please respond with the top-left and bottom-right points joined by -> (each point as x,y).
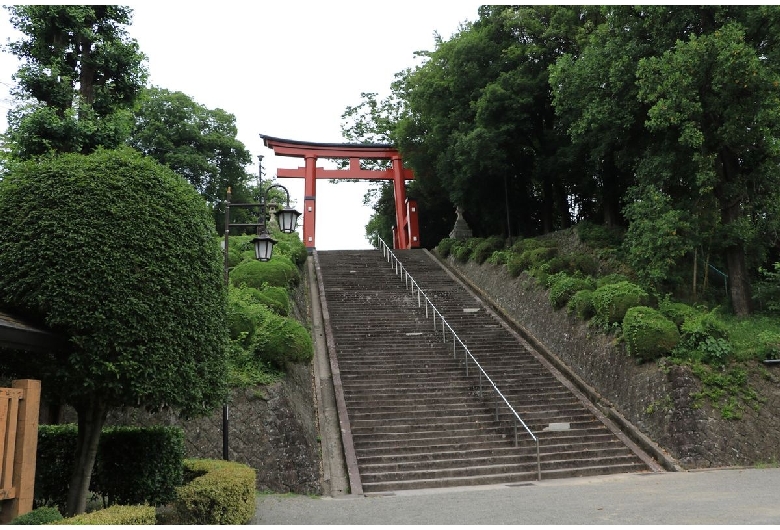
259,134 -> 400,159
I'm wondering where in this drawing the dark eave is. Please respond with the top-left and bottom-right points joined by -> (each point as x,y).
0,310 -> 64,353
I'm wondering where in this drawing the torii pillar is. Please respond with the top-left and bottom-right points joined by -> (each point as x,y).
260,134 -> 420,251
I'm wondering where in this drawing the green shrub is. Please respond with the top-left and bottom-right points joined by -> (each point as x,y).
597,273 -> 632,287
674,310 -> 733,364
591,281 -> 650,329
486,250 -> 512,265
35,425 -> 78,509
659,298 -> 699,328
174,459 -> 256,525
452,242 -> 473,263
243,286 -> 290,316
568,289 -> 596,320
273,232 -> 307,266
91,426 -> 184,507
52,504 -> 155,525
257,314 -> 314,366
757,331 -> 780,360
576,220 -> 625,248
35,425 -> 185,510
506,253 -> 525,277
9,507 -> 63,525
436,238 -> 458,258
549,274 -> 596,310
510,238 -> 556,254
472,236 -> 505,264
567,252 -> 601,276
623,306 -> 680,361
230,256 -> 300,288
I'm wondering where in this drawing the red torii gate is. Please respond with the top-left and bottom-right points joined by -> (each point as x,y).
260,134 -> 420,250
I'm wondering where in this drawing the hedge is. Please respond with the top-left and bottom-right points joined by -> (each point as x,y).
548,274 -> 596,310
622,306 -> 680,361
8,507 -> 63,525
51,504 -> 155,525
35,425 -> 184,510
174,459 -> 256,525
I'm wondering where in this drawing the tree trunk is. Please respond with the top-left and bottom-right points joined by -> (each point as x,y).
66,397 -> 108,516
725,242 -> 753,316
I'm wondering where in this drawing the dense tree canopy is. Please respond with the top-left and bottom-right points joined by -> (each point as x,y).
4,5 -> 147,158
128,87 -> 255,230
0,148 -> 229,514
344,5 -> 780,315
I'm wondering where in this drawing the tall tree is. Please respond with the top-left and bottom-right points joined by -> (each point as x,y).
637,15 -> 780,314
128,87 -> 254,232
4,5 -> 147,158
0,148 -> 228,515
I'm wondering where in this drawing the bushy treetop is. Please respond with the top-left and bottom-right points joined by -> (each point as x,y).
0,147 -> 228,416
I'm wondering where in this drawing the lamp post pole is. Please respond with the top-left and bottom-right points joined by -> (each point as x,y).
221,155 -> 300,461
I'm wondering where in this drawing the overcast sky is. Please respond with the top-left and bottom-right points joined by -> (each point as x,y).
0,2 -> 483,249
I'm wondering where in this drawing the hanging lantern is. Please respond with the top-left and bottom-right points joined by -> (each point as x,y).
276,207 -> 302,234
252,232 -> 277,262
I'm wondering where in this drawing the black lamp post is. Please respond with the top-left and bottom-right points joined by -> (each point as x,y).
221,155 -> 301,460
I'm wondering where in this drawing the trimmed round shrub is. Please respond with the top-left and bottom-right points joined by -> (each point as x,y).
452,242 -> 473,263
256,314 -> 314,366
549,274 -> 596,310
175,459 -> 256,525
230,256 -> 300,288
623,306 -> 680,361
472,236 -> 505,264
568,289 -> 596,320
9,507 -> 63,525
274,232 -> 307,266
52,505 -> 156,525
591,281 -> 650,328
250,286 -> 290,316
436,238 -> 458,257
506,253 -> 525,277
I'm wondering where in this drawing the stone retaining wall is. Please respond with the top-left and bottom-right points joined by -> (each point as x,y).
443,255 -> 780,469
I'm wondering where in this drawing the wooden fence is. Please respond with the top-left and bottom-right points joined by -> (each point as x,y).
0,380 -> 40,523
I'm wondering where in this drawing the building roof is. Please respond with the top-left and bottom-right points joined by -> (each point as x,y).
0,309 -> 64,353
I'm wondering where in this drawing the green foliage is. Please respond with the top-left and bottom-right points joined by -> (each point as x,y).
35,425 -> 185,510
659,298 -> 700,328
753,262 -> 780,313
472,236 -> 505,264
35,425 -> 78,509
174,459 -> 256,525
623,186 -> 694,291
689,363 -> 761,420
506,253 -> 526,278
548,273 -> 596,310
591,281 -> 650,329
673,310 -> 733,364
0,148 -> 229,417
230,256 -> 300,289
5,5 -> 147,159
576,221 -> 625,249
567,289 -> 596,320
128,87 -> 253,217
226,285 -> 308,379
51,504 -> 156,525
623,306 -> 680,361
92,426 -> 184,507
436,238 -> 458,258
250,286 -> 291,316
273,231 -> 308,267
8,507 -> 63,525
257,314 -> 314,366
486,249 -> 512,265
452,241 -> 473,263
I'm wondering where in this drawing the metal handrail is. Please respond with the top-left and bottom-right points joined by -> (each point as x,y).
377,237 -> 541,480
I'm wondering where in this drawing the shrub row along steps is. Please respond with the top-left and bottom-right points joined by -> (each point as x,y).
316,249 -> 657,493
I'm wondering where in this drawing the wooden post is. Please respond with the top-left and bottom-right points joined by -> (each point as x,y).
0,380 -> 40,523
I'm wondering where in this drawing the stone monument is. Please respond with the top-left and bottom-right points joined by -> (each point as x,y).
449,206 -> 472,240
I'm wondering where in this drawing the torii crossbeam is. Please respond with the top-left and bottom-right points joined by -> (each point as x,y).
260,134 -> 420,251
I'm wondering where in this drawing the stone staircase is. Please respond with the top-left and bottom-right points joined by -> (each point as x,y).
316,249 -> 657,493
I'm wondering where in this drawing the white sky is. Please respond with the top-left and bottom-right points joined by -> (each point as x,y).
0,2 -> 482,249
